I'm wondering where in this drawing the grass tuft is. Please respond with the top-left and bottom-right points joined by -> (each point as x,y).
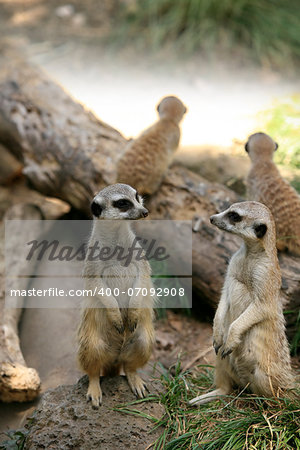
116,362 -> 300,449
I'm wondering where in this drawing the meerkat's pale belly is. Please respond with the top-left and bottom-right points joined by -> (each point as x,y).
101,262 -> 140,307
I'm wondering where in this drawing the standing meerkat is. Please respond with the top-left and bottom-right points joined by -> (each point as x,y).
78,184 -> 155,408
245,132 -> 300,255
116,96 -> 187,195
190,201 -> 295,406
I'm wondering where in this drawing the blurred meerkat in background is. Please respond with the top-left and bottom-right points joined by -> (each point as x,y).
116,96 -> 187,195
190,201 -> 295,406
245,132 -> 300,255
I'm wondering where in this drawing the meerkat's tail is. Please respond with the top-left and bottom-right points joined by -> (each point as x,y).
189,388 -> 228,406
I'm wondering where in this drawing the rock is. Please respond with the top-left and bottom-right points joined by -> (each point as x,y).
23,376 -> 164,450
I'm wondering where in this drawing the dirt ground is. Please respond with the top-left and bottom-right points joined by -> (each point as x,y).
0,308 -> 214,437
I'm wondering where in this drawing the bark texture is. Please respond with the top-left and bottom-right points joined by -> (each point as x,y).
0,191 -> 69,402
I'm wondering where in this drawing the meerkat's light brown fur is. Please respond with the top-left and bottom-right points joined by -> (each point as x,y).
190,201 -> 295,405
116,96 -> 187,195
77,184 -> 155,408
245,132 -> 300,255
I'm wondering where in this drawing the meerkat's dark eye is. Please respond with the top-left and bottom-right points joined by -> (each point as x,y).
274,142 -> 279,151
135,191 -> 140,203
244,142 -> 249,153
91,201 -> 103,217
227,211 -> 242,223
113,199 -> 133,210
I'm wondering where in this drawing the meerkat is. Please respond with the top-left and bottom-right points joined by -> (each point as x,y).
77,184 -> 155,408
190,201 -> 295,406
116,96 -> 187,195
245,132 -> 300,255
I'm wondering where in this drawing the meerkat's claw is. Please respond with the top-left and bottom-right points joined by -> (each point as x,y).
86,392 -> 102,408
221,348 -> 233,359
113,322 -> 125,334
86,393 -> 101,409
213,341 -> 222,355
127,308 -> 140,333
128,320 -> 138,333
134,383 -> 147,398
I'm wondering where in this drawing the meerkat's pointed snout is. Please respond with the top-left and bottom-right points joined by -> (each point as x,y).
209,212 -> 226,230
210,215 -> 216,225
90,200 -> 102,218
141,208 -> 148,218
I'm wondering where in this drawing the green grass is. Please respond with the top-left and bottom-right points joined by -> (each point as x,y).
116,362 -> 300,449
283,310 -> 300,356
150,259 -> 192,319
0,429 -> 27,450
111,0 -> 300,68
258,94 -> 300,171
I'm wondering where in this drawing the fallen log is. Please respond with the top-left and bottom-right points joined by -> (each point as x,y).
0,56 -> 299,341
0,193 -> 69,402
0,53 -> 125,214
0,204 -> 42,402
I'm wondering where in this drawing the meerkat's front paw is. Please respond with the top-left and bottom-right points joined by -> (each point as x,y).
127,308 -> 140,333
221,332 -> 240,359
221,347 -> 233,359
87,378 -> 102,409
108,310 -> 124,334
213,330 -> 224,355
213,339 -> 223,355
126,372 -> 149,398
113,319 -> 125,334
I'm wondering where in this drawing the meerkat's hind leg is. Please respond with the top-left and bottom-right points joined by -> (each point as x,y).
86,375 -> 102,408
125,370 -> 148,398
189,360 -> 233,406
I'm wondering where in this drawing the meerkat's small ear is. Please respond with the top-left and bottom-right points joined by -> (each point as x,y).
156,103 -> 161,112
91,201 -> 103,217
183,106 -> 187,114
254,223 -> 267,238
245,142 -> 249,153
274,142 -> 279,150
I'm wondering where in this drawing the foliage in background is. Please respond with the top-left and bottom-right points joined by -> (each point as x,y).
290,310 -> 300,356
117,362 -> 300,449
258,95 -> 300,172
112,0 -> 300,68
150,259 -> 192,319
